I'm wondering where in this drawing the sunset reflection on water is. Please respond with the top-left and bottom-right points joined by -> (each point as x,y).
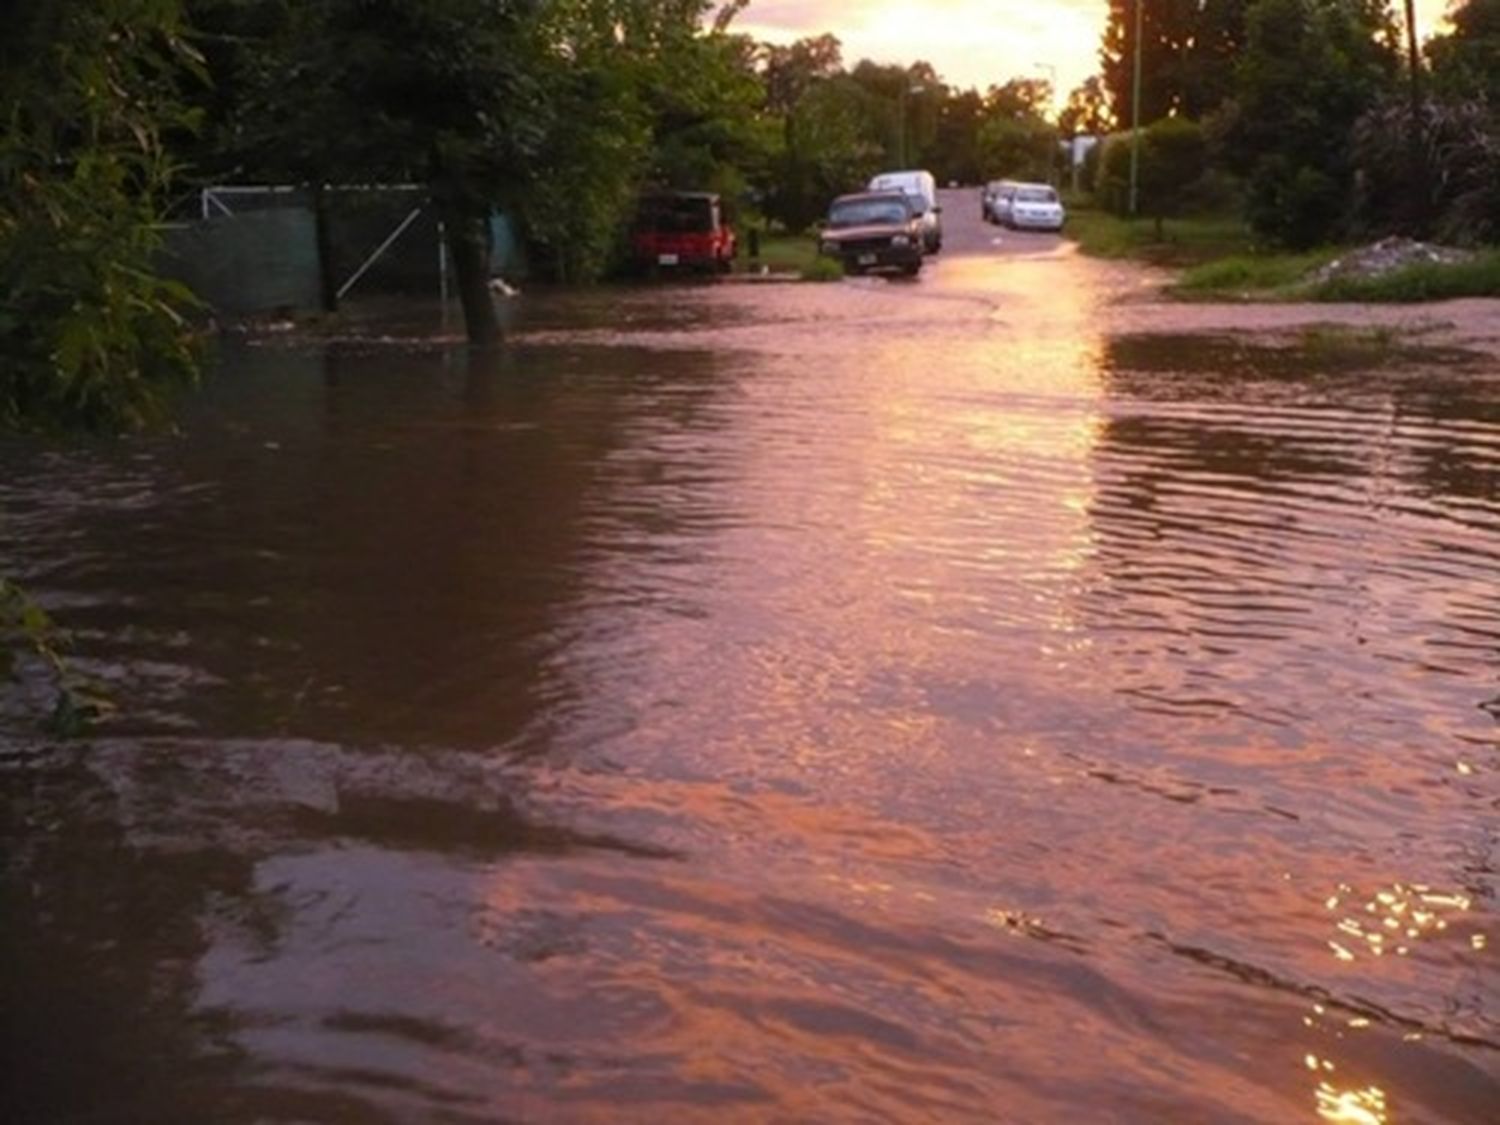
2,223 -> 1495,1121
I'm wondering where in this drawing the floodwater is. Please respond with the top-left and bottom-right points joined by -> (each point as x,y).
2,199 -> 1496,1124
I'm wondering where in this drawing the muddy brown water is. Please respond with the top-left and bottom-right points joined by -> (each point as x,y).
2,202 -> 1497,1123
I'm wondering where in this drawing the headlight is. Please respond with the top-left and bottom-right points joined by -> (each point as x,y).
819,241 -> 836,256
891,235 -> 911,248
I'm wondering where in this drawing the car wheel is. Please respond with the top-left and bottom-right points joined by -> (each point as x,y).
901,261 -> 921,277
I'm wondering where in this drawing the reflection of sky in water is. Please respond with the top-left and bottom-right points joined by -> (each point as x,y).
2,240 -> 1495,1122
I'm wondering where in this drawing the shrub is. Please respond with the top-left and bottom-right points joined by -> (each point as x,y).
800,256 -> 844,282
1352,98 -> 1500,245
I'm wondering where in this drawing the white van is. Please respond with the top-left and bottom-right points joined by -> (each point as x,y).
867,170 -> 942,253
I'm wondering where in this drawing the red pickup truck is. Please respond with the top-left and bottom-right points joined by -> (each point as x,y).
631,192 -> 736,274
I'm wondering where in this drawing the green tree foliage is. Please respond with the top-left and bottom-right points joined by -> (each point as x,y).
975,80 -> 1060,181
769,73 -> 886,230
1100,0 -> 1249,125
977,117 -> 1060,183
231,0 -> 549,344
640,28 -> 769,206
1427,0 -> 1500,103
1218,0 -> 1397,247
1,0 -> 205,435
1099,117 -> 1209,230
848,60 -> 944,167
762,33 -> 844,114
931,90 -> 988,184
188,1 -> 763,293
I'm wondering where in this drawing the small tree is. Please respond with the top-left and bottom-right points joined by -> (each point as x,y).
1138,117 -> 1210,237
977,116 -> 1059,183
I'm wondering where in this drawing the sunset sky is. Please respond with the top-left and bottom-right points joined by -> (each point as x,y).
734,0 -> 1443,105
736,0 -> 1114,101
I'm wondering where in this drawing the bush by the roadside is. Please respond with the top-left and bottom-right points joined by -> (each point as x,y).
1308,251 -> 1500,302
800,256 -> 844,282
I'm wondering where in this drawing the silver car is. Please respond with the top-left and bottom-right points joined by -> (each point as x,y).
982,180 -> 1017,224
1006,183 -> 1065,232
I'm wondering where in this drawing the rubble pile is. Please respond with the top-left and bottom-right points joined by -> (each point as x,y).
1307,236 -> 1475,285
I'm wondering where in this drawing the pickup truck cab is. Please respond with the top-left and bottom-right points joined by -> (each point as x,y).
867,170 -> 942,253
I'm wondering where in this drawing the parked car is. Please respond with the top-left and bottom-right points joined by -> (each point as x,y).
981,179 -> 1017,223
867,170 -> 942,253
987,181 -> 1020,226
631,192 -> 736,273
818,192 -> 924,276
1006,183 -> 1066,232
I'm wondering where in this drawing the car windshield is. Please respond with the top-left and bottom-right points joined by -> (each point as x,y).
1016,187 -> 1058,203
829,199 -> 909,227
636,196 -> 714,233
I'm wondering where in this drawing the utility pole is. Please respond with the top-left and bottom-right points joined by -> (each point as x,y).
898,73 -> 926,168
1403,0 -> 1426,231
1035,62 -> 1059,186
1129,0 -> 1144,216
899,82 -> 907,167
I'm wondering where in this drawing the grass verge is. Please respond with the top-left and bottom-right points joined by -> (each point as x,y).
1065,205 -> 1254,267
740,231 -> 818,275
1175,248 -> 1500,302
1174,249 -> 1343,298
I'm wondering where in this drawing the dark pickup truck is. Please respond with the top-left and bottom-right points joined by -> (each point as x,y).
817,192 -> 924,276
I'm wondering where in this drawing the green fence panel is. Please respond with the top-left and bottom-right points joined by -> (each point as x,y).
161,208 -> 321,315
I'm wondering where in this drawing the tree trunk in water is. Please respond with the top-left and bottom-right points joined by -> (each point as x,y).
444,211 -> 501,347
311,184 -> 339,314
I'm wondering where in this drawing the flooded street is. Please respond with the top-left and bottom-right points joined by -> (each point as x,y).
3,196 -> 1497,1123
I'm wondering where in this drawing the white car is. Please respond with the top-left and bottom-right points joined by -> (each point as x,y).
1006,183 -> 1065,232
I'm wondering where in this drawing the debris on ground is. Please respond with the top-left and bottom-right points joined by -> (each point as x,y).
1307,237 -> 1475,285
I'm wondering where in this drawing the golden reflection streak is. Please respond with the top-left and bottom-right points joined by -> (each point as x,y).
1304,877 -> 1487,1122
1324,881 -> 1472,962
1315,1081 -> 1388,1125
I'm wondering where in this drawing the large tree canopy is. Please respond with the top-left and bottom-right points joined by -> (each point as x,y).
1100,0 -> 1249,125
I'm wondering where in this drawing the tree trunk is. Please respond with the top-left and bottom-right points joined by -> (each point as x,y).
311,183 -> 339,314
443,210 -> 501,347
